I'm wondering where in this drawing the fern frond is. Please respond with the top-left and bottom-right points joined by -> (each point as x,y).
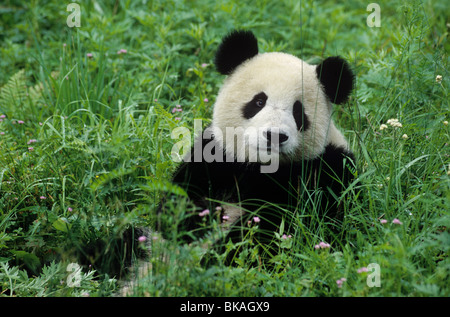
0,69 -> 27,113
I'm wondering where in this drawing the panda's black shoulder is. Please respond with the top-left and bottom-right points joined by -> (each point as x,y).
311,143 -> 356,187
322,143 -> 355,162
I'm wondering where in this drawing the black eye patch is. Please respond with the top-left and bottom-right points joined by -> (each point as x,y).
243,92 -> 268,119
293,100 -> 310,131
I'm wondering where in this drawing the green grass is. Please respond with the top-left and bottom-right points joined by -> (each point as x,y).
0,0 -> 449,297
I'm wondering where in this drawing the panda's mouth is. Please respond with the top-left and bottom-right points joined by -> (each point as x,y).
257,141 -> 290,156
261,129 -> 290,154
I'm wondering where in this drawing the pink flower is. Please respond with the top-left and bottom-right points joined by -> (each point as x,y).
201,63 -> 208,68
199,209 -> 210,217
117,49 -> 127,54
315,241 -> 331,249
39,122 -> 43,126
68,207 -> 73,212
40,196 -> 46,200
138,236 -> 147,242
0,132 -> 5,135
17,120 -> 24,124
222,215 -> 230,221
87,53 -> 93,58
336,278 -> 346,288
253,216 -> 260,223
380,219 -> 388,224
172,105 -> 183,113
357,267 -> 369,273
282,234 -> 292,240
203,98 -> 209,102
28,147 -> 34,151
27,139 -> 37,145
392,218 -> 403,225
174,117 -> 181,121
0,115 -> 6,119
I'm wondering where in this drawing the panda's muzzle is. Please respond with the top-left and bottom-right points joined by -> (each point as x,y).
263,130 -> 289,148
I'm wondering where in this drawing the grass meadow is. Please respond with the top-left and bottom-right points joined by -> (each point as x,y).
0,0 -> 449,297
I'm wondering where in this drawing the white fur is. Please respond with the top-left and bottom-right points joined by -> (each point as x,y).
211,52 -> 347,162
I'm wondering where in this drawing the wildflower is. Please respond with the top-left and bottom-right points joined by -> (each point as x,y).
201,63 -> 208,68
17,120 -> 24,124
222,215 -> 230,221
28,147 -> 34,151
63,43 -> 67,47
336,277 -> 347,288
203,98 -> 209,102
357,267 -> 369,273
39,122 -> 43,126
117,49 -> 127,54
379,124 -> 388,131
40,196 -> 46,200
402,134 -> 408,139
282,234 -> 292,239
27,139 -> 37,145
138,236 -> 147,242
0,114 -> 6,119
87,53 -> 93,58
444,121 -> 448,126
172,105 -> 182,113
253,216 -> 261,223
0,132 -> 5,135
392,218 -> 403,225
315,241 -> 331,249
387,118 -> 402,128
215,206 -> 222,212
435,75 -> 442,83
199,209 -> 210,217
68,207 -> 73,212
174,117 -> 181,121
380,219 -> 388,224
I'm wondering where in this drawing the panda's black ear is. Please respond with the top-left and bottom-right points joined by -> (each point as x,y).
316,56 -> 354,105
215,30 -> 259,75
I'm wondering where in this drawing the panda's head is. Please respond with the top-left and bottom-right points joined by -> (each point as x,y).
210,30 -> 354,162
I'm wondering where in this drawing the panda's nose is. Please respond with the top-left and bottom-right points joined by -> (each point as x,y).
263,130 -> 289,145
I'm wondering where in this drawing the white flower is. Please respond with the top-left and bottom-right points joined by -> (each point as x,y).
402,134 -> 408,139
387,118 -> 402,128
379,124 -> 388,130
436,75 -> 442,83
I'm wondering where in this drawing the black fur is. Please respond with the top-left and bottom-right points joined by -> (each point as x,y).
292,100 -> 310,131
215,30 -> 259,75
316,56 -> 355,105
242,92 -> 268,119
158,133 -> 356,265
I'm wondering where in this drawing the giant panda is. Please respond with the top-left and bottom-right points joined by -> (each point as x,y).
157,30 -> 356,266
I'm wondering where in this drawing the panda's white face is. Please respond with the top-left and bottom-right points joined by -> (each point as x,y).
212,52 -> 343,162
